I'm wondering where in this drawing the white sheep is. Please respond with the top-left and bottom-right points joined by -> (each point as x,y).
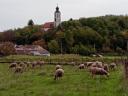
54,68 -> 64,80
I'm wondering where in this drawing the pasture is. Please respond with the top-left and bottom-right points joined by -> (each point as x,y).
0,55 -> 127,96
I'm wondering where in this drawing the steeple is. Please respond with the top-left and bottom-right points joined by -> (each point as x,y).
54,5 -> 61,27
56,6 -> 59,12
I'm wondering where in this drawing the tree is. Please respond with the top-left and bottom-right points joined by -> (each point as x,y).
65,30 -> 74,47
122,30 -> 128,51
48,40 -> 60,53
0,42 -> 16,56
28,19 -> 34,26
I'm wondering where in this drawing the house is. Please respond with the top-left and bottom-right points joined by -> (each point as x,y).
41,22 -> 54,32
15,45 -> 50,56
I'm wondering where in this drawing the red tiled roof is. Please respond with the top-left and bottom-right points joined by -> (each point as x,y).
42,22 -> 54,28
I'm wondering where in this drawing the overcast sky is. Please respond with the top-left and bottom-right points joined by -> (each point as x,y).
0,0 -> 128,31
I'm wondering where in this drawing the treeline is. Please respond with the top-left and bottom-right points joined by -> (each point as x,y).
0,15 -> 128,55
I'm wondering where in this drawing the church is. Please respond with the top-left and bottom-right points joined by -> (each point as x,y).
42,6 -> 61,31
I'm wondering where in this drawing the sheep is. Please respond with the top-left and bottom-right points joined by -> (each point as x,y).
19,62 -> 27,69
31,61 -> 37,68
55,65 -> 62,70
15,66 -> 23,73
9,62 -> 17,69
54,68 -> 64,80
103,64 -> 109,72
78,64 -> 85,69
90,61 -> 103,68
109,63 -> 117,70
89,66 -> 109,78
37,60 -> 45,67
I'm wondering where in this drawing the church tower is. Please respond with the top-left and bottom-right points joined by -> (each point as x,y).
54,6 -> 61,27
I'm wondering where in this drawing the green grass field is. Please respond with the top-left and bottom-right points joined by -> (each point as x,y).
0,61 -> 127,96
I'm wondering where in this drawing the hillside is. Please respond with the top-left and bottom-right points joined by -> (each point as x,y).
0,15 -> 128,55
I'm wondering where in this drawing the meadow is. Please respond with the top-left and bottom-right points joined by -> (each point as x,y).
0,55 -> 127,96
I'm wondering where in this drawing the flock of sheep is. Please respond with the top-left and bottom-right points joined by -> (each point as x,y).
9,60 -> 117,80
9,61 -> 45,73
54,61 -> 117,80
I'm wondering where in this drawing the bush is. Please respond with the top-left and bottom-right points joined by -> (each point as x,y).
0,42 -> 16,56
70,44 -> 95,56
32,39 -> 47,49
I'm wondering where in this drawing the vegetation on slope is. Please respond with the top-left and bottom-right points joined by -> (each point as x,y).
0,15 -> 128,55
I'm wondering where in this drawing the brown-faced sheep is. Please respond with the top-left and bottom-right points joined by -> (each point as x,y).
55,65 -> 62,70
78,64 -> 85,69
89,67 -> 109,78
54,68 -> 64,80
109,63 -> 117,70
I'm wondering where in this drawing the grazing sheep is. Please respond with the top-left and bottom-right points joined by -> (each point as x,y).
31,61 -> 37,68
37,60 -> 45,67
90,61 -> 103,68
9,62 -> 17,69
109,63 -> 117,70
15,66 -> 23,73
54,68 -> 64,80
103,64 -> 109,72
89,67 -> 109,78
78,64 -> 85,69
19,62 -> 27,69
55,65 -> 62,70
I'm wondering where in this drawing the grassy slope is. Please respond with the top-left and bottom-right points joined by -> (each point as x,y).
0,63 -> 127,96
